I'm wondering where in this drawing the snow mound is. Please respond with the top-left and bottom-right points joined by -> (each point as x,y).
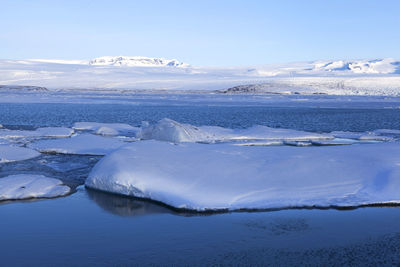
29,134 -> 125,155
0,145 -> 41,163
86,141 -> 400,211
138,118 -> 333,143
138,118 -> 212,143
89,56 -> 188,67
73,122 -> 139,136
0,174 -> 70,201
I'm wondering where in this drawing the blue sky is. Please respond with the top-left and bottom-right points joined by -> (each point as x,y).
1,0 -> 399,66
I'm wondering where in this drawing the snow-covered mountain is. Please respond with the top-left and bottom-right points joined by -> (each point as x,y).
88,56 -> 188,67
0,57 -> 399,95
247,58 -> 400,76
312,58 -> 399,74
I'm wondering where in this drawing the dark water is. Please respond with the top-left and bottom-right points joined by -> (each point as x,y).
1,102 -> 400,132
1,99 -> 400,265
1,188 -> 400,266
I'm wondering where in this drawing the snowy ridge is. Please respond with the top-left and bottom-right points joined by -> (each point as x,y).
313,58 -> 399,74
88,56 -> 188,67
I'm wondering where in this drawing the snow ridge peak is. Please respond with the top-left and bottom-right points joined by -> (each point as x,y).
89,56 -> 188,67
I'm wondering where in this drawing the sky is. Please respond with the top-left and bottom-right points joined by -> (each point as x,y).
1,0 -> 399,66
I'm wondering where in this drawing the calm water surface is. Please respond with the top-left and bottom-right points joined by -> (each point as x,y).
1,98 -> 400,265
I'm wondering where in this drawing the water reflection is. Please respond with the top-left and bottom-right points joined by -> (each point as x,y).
86,188 -> 177,217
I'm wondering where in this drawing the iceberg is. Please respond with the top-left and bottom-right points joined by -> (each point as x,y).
0,174 -> 70,201
86,140 -> 400,211
29,134 -> 126,155
138,118 -> 333,143
0,145 -> 41,163
73,122 -> 139,136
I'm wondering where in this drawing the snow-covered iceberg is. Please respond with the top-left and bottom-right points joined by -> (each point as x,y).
29,134 -> 126,155
0,145 -> 41,163
86,140 -> 400,211
0,174 -> 70,201
138,118 -> 333,143
73,122 -> 139,136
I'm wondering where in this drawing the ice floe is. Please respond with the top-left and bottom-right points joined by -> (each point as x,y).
330,131 -> 392,141
138,118 -> 333,143
0,174 -> 70,201
373,129 -> 400,135
86,140 -> 400,211
29,134 -> 126,155
0,145 -> 41,163
311,139 -> 356,146
0,127 -> 74,140
73,122 -> 139,136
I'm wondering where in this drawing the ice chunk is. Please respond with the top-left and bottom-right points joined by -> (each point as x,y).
0,145 -> 41,163
0,174 -> 70,201
138,118 -> 212,143
73,122 -> 139,136
86,141 -> 400,211
138,118 -> 333,143
29,134 -> 125,155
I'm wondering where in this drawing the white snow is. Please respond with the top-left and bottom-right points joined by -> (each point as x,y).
29,134 -> 126,155
73,122 -> 139,136
138,118 -> 333,143
1,57 -> 400,95
0,145 -> 41,163
0,174 -> 70,201
86,140 -> 400,211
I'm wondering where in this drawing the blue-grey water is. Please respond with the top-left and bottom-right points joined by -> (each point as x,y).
1,97 -> 400,266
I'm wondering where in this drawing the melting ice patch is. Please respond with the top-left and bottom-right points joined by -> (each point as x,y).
138,118 -> 333,143
0,174 -> 70,201
29,134 -> 126,155
0,145 -> 41,163
86,140 -> 400,211
73,122 -> 139,136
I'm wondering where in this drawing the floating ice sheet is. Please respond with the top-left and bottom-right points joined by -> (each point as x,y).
29,134 -> 126,155
0,174 -> 70,201
330,131 -> 391,141
86,140 -> 400,211
0,127 -> 74,139
0,145 -> 41,163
